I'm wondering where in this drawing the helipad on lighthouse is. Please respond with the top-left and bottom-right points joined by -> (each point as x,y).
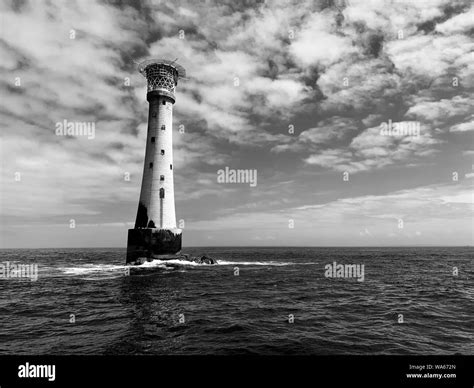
126,59 -> 185,264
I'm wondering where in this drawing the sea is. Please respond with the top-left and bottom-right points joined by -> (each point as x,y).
0,247 -> 472,355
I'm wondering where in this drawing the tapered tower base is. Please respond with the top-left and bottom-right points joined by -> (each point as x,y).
126,228 -> 182,264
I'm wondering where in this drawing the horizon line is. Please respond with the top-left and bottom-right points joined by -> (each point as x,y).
0,245 -> 472,250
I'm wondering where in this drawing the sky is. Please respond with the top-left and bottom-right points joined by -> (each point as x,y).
0,0 -> 473,248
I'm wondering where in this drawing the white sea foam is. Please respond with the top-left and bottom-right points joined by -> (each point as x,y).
60,260 -> 172,278
61,264 -> 128,275
149,259 -> 206,266
216,260 -> 294,266
58,259 -> 313,278
147,259 -> 296,266
140,259 -> 189,267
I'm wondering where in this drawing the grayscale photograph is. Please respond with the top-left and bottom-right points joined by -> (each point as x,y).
0,0 -> 472,386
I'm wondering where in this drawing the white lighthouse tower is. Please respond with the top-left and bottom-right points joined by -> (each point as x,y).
126,59 -> 185,264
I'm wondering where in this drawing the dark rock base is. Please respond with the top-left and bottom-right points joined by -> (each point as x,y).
127,252 -> 218,266
126,228 -> 182,264
173,254 -> 218,265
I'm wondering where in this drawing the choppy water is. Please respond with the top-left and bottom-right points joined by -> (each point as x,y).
0,247 -> 472,355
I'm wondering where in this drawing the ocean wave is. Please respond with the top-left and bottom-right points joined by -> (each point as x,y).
149,259 -> 204,266
60,264 -> 129,275
140,259 -> 294,267
217,260 -> 296,266
0,247 -> 472,355
60,260 -> 174,275
58,261 -> 171,280
161,259 -> 316,266
49,258 -> 316,279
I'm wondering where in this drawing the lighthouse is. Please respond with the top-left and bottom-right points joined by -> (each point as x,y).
126,59 -> 186,264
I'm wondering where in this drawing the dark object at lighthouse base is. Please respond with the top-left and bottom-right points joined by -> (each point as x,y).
126,228 -> 182,264
177,254 -> 218,265
195,255 -> 217,264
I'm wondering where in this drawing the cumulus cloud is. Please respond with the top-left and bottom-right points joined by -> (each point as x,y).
450,118 -> 474,132
184,180 -> 473,246
0,0 -> 472,247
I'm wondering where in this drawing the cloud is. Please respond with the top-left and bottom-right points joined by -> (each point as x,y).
304,149 -> 354,170
386,34 -> 473,79
436,6 -> 474,34
271,116 -> 358,153
289,10 -> 356,68
449,117 -> 474,132
0,0 -> 472,247
405,96 -> 472,127
300,123 -> 441,173
183,180 -> 473,246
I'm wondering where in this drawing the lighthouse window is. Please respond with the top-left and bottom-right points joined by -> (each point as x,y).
151,137 -> 155,143
160,175 -> 164,181
160,188 -> 165,198
162,100 -> 166,105
170,164 -> 172,170
161,149 -> 165,155
161,125 -> 166,130
149,162 -> 153,169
